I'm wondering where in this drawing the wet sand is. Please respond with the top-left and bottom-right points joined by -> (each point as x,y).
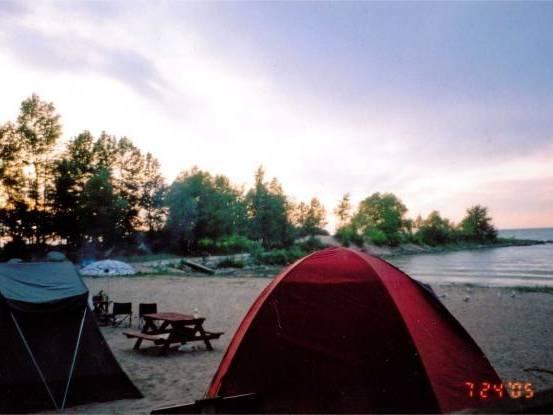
61,275 -> 553,414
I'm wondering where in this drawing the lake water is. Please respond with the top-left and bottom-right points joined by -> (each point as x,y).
388,228 -> 553,287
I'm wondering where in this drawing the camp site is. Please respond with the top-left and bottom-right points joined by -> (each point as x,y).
2,1 -> 553,414
1,247 -> 552,414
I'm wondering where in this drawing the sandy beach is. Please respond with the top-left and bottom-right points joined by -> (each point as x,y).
61,273 -> 553,414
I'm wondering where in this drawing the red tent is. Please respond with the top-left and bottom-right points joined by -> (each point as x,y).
207,247 -> 501,413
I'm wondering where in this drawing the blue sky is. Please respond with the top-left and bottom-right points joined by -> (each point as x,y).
1,1 -> 552,228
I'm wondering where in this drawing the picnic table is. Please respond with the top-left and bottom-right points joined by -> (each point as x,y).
123,312 -> 223,355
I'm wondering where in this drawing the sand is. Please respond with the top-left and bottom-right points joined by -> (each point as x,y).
61,275 -> 553,414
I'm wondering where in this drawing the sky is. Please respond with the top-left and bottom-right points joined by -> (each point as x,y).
1,1 -> 552,230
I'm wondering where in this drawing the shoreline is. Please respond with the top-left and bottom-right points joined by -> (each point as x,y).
130,266 -> 553,290
361,238 -> 548,258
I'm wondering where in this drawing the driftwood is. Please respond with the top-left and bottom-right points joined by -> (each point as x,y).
181,259 -> 215,274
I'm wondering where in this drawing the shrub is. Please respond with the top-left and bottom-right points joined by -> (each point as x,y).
216,235 -> 257,254
297,236 -> 326,252
253,245 -> 305,265
198,235 -> 261,255
198,238 -> 215,251
365,228 -> 389,246
217,258 -> 245,268
335,225 -> 364,247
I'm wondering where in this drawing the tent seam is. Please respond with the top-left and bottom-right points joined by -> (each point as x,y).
346,248 -> 443,412
10,312 -> 60,412
61,306 -> 88,410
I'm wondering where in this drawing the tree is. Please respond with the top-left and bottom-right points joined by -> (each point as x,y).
52,131 -> 97,247
81,167 -> 127,248
415,211 -> 454,246
334,193 -> 352,228
165,168 -> 247,253
17,94 -> 62,215
93,132 -> 118,170
0,122 -> 28,242
333,193 -> 363,246
113,137 -> 145,240
165,170 -> 201,253
295,197 -> 327,237
0,95 -> 62,245
352,192 -> 408,246
292,201 -> 308,229
245,166 -> 294,248
140,153 -> 166,234
0,122 -> 25,208
459,205 -> 497,242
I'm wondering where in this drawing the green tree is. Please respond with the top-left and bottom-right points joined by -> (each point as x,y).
334,193 -> 352,229
245,166 -> 294,248
165,168 -> 247,253
415,211 -> 454,246
0,122 -> 29,243
0,122 -> 25,209
81,167 -> 127,248
113,137 -> 145,240
295,197 -> 327,237
293,201 -> 308,230
93,132 -> 118,170
17,94 -> 62,216
352,192 -> 408,246
140,153 -> 166,234
333,193 -> 363,246
459,205 -> 497,242
52,131 -> 97,248
0,95 -> 62,245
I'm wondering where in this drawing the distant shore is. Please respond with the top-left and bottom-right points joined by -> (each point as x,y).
308,234 -> 549,259
119,237 -> 549,277
378,238 -> 548,258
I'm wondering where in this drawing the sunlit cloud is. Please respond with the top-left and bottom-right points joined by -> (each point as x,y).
1,1 -> 552,229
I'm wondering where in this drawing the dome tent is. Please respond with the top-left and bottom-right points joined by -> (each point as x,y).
80,259 -> 136,276
204,247 -> 501,413
0,262 -> 142,413
46,251 -> 67,262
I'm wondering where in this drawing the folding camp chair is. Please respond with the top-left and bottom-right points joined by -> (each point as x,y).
111,302 -> 133,327
92,295 -> 111,325
138,302 -> 157,328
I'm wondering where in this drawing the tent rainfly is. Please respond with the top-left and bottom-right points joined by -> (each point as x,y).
0,262 -> 142,413
205,247 -> 502,413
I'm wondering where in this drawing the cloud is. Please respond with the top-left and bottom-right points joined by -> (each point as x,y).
0,7 -> 167,100
1,2 -> 552,229
0,0 -> 28,18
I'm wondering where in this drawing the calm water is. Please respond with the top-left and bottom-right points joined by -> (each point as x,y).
388,228 -> 553,287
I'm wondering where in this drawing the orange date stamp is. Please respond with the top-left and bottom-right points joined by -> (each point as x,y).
464,381 -> 534,399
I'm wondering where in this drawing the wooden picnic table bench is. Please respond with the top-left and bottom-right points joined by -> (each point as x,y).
123,312 -> 223,355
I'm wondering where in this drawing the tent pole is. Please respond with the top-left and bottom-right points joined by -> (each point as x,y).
61,306 -> 87,411
10,312 -> 60,412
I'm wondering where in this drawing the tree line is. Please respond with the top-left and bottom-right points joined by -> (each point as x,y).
0,95 -> 496,261
334,192 -> 497,248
